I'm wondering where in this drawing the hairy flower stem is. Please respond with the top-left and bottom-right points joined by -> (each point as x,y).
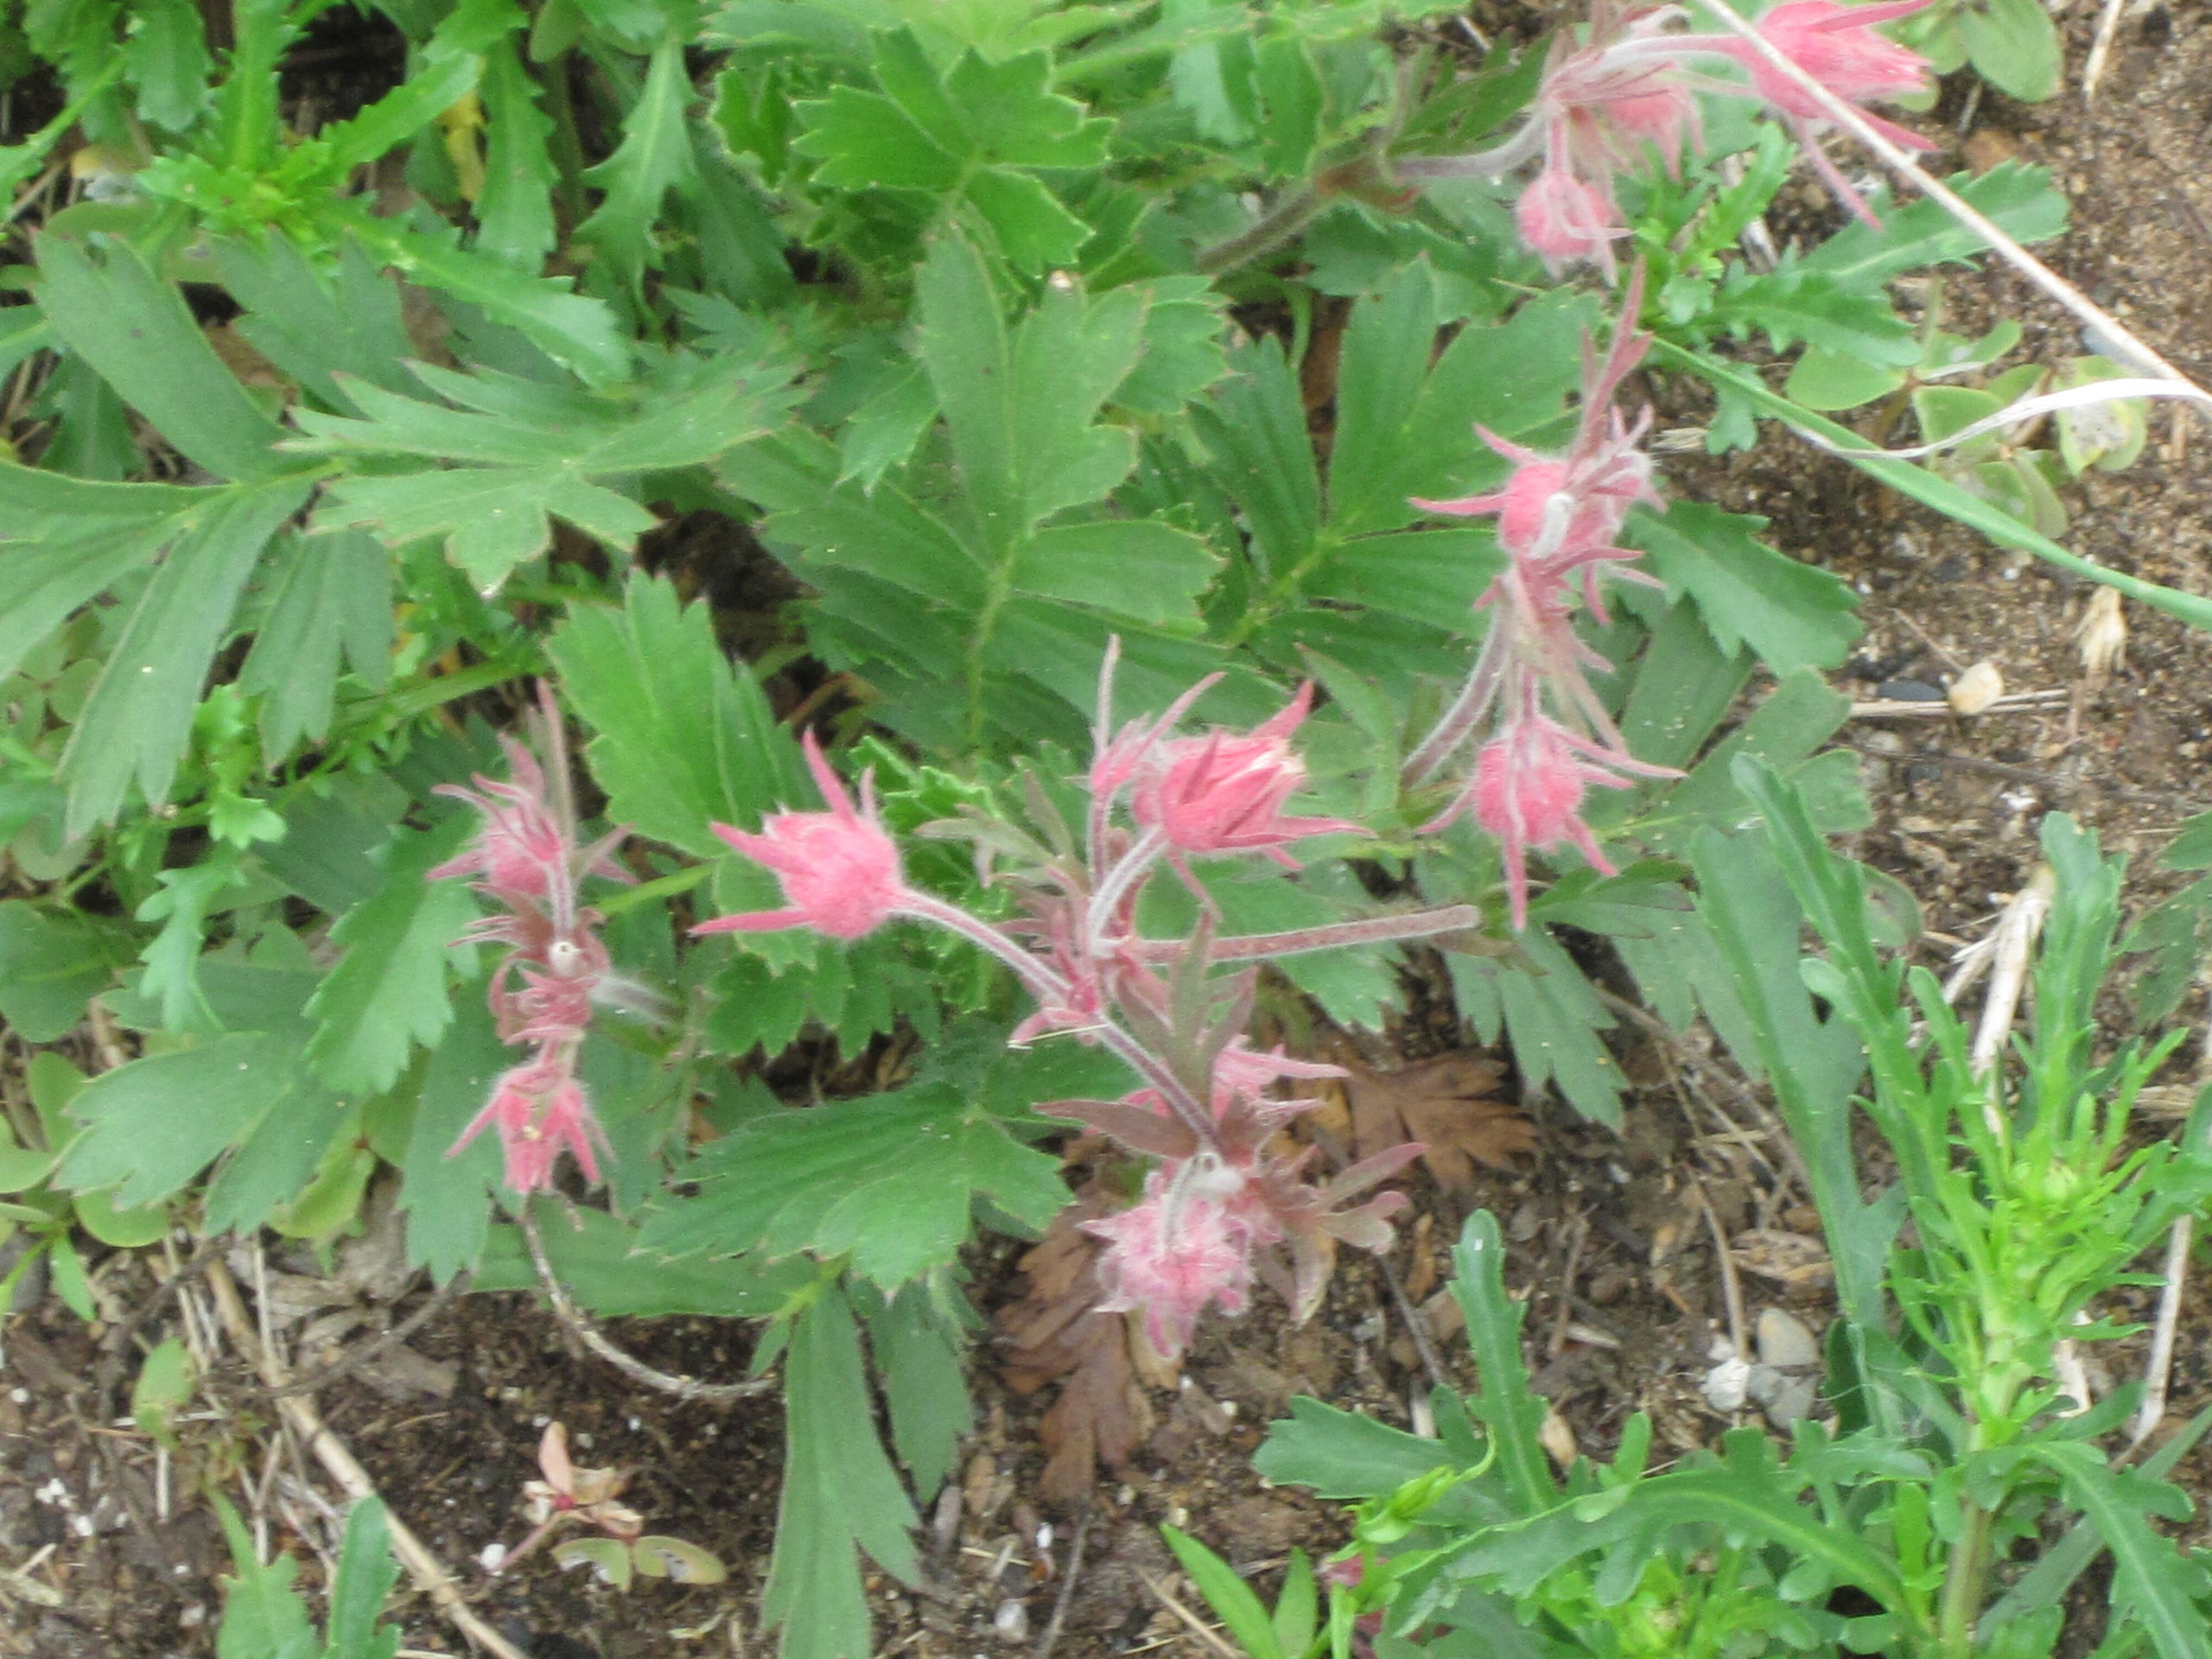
895,891 -> 1222,1148
1402,638 -> 1503,786
1193,186 -> 1325,275
1085,825 -> 1167,942
1135,905 -> 1487,963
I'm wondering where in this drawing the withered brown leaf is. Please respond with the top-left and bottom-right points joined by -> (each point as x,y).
995,1180 -> 1154,1509
1345,1051 -> 1532,1191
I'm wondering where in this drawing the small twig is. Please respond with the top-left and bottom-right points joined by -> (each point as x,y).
204,1259 -> 532,1659
1966,865 -> 2055,1091
263,1276 -> 470,1399
2081,0 -> 2128,105
1688,1174 -> 1749,1363
1546,1217 -> 1589,1362
518,1205 -> 772,1405
1136,1569 -> 1242,1659
2125,1000 -> 2212,1459
1033,1510 -> 1093,1659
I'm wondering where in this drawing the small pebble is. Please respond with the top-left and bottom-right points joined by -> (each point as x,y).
993,1599 -> 1030,1642
1757,1307 -> 1821,1371
1764,1377 -> 1820,1428
1702,1356 -> 1752,1413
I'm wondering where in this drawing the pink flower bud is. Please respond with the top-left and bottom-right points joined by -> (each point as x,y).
1086,1156 -> 1275,1357
450,1052 -> 608,1194
696,733 -> 907,941
1471,711 -> 1643,931
1742,0 -> 1932,122
1514,162 -> 1622,276
1129,684 -> 1363,865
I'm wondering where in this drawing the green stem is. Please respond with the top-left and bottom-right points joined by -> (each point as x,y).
1936,1495 -> 1993,1656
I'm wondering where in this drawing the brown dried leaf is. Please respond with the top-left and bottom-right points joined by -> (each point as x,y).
1732,1228 -> 1834,1288
1345,1052 -> 1530,1191
995,1182 -> 1154,1509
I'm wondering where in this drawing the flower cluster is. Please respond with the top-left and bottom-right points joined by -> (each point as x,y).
1398,0 -> 1935,277
1406,267 -> 1678,928
697,652 -> 1476,1357
431,685 -> 636,1194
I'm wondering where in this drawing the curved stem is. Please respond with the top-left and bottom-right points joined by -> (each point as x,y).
895,891 -> 1073,1008
1084,824 -> 1166,944
1403,631 -> 1504,785
1135,905 -> 1488,963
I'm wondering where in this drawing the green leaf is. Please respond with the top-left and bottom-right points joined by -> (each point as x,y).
2029,1445 -> 2208,1659
632,1535 -> 728,1584
474,1205 -> 814,1316
292,357 -> 798,590
577,37 -> 699,288
204,1086 -> 356,1235
477,35 -> 558,268
1010,519 -> 1218,624
303,817 -> 480,1093
327,1498 -> 404,1659
555,1536 -> 634,1589
1162,1527 -> 1284,1659
1255,1395 -> 1462,1497
1449,1209 -> 1556,1514
59,475 -> 316,837
0,901 -> 130,1042
1652,340 -> 2212,635
865,1285 -> 972,1500
131,1338 -> 196,1450
1327,262 -> 1445,536
1961,0 -> 2060,101
215,1497 -> 316,1659
397,996 -> 507,1282
760,1285 -> 920,1659
1192,339 -> 1319,573
35,235 -> 290,481
639,1083 -> 1070,1288
0,483 -> 188,683
1628,501 -> 1860,675
59,1033 -> 302,1209
217,234 -> 416,414
238,530 -> 394,762
1695,263 -> 1919,365
1800,162 -> 2068,287
338,209 -> 632,387
124,0 -> 213,130
550,572 -> 802,859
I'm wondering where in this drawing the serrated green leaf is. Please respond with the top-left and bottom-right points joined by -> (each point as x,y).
1111,276 -> 1228,415
1628,501 -> 1860,674
214,1496 -> 316,1659
58,1033 -> 301,1208
124,0 -> 212,130
549,572 -> 802,858
1450,1209 -> 1556,1513
1800,162 -> 2069,287
639,1083 -> 1070,1287
760,1285 -> 919,1659
477,35 -> 558,268
1699,264 -> 1919,365
237,530 -> 394,763
340,209 -> 632,386
35,234 -> 289,481
1010,519 -> 1218,624
217,233 -> 415,414
577,36 -> 698,288
293,357 -> 797,589
865,1285 -> 972,1500
0,900 -> 130,1042
1327,262 -> 1442,537
796,86 -> 963,188
303,817 -> 480,1093
1254,1395 -> 1458,1498
59,474 -> 315,838
1192,339 -> 1319,572
204,1086 -> 356,1235
327,1498 -> 404,1659
397,995 -> 507,1281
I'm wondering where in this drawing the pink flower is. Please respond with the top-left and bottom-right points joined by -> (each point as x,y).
696,732 -> 907,941
1742,0 -> 1933,122
1086,1156 -> 1277,1357
1129,683 -> 1363,867
1514,159 -> 1623,276
451,1051 -> 608,1194
1471,709 -> 1646,931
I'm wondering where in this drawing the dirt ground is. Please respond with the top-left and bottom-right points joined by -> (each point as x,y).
9,3 -> 2212,1656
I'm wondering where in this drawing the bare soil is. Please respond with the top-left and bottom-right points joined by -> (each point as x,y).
10,4 -> 2212,1656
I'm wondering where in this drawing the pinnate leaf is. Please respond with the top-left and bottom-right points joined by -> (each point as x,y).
1629,501 -> 1861,676
639,1083 -> 1070,1288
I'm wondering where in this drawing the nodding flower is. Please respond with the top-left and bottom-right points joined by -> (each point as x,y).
1394,0 -> 1936,273
696,732 -> 909,941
